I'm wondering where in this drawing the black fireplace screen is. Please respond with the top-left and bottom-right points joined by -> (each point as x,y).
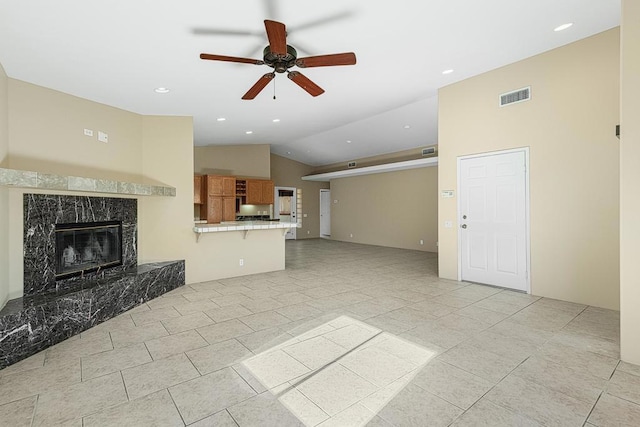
55,220 -> 122,278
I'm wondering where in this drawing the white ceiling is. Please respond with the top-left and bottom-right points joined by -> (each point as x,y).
0,0 -> 620,166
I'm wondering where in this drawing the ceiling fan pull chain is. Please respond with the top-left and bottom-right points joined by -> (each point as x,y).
273,76 -> 276,100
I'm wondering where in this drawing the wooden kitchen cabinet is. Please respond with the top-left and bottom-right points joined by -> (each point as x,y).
222,177 -> 236,196
205,175 -> 236,196
199,175 -> 237,223
222,197 -> 236,221
246,179 -> 274,205
206,196 -> 222,224
194,175 -> 203,204
261,180 -> 274,204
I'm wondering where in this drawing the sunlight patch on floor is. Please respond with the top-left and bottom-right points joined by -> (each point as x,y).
242,315 -> 437,426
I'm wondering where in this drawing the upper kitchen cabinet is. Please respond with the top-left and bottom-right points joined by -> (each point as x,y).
246,179 -> 274,205
194,175 -> 203,204
205,175 -> 236,197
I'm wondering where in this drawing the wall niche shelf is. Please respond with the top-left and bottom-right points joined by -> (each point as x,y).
0,167 -> 176,197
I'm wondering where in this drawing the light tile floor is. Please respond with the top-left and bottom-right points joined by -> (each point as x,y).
1,239 -> 639,426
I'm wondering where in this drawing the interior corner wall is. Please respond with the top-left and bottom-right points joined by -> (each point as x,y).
620,0 -> 640,364
330,167 -> 438,252
139,116 -> 195,267
270,154 -> 329,239
0,62 -> 9,310
438,28 -> 620,309
194,145 -> 271,179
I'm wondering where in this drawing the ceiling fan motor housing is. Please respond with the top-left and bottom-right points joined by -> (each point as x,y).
263,45 -> 297,73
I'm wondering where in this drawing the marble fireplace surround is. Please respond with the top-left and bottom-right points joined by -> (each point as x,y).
0,194 -> 185,370
23,194 -> 138,298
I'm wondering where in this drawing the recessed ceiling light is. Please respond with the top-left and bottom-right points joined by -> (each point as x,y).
245,131 -> 253,135
154,87 -> 170,94
554,23 -> 573,32
346,140 -> 352,144
442,69 -> 454,75
403,125 -> 411,129
272,119 -> 280,123
216,117 -> 226,122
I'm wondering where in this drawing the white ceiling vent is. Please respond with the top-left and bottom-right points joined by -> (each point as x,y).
347,161 -> 357,168
500,86 -> 531,107
422,147 -> 437,156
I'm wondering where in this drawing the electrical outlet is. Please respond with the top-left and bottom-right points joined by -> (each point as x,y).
83,129 -> 93,137
349,233 -> 353,238
307,230 -> 310,234
420,239 -> 424,245
239,258 -> 244,266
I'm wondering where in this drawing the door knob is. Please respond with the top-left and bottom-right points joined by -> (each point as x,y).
461,224 -> 467,229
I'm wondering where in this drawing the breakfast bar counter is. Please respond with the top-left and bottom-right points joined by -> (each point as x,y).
193,220 -> 300,241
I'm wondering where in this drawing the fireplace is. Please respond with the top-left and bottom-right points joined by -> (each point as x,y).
23,194 -> 137,298
55,220 -> 123,279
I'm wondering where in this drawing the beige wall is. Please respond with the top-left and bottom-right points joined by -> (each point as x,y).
0,63 -> 8,309
270,154 -> 329,239
438,29 -> 620,309
330,167 -> 438,252
194,145 -> 271,179
7,79 -> 143,181
3,79 -> 286,299
620,0 -> 640,363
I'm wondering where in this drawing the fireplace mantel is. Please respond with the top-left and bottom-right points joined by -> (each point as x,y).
0,167 -> 175,196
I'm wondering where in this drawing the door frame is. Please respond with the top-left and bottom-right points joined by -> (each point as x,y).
320,189 -> 331,238
456,147 -> 531,293
275,186 -> 297,240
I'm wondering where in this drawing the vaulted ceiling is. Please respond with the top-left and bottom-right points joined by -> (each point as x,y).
0,0 -> 620,166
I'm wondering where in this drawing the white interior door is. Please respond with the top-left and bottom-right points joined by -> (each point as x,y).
320,189 -> 331,237
459,149 -> 529,292
275,187 -> 296,240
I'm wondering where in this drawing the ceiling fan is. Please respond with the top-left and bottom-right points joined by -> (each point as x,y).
199,20 -> 356,100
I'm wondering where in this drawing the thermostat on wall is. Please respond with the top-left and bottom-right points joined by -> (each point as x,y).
441,190 -> 454,198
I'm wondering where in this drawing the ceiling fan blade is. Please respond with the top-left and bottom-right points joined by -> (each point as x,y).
264,20 -> 287,56
242,73 -> 275,100
200,53 -> 264,65
295,52 -> 356,68
287,71 -> 325,97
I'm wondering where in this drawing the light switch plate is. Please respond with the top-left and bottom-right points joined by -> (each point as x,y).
98,131 -> 108,143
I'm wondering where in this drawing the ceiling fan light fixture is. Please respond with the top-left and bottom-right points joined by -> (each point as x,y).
154,87 -> 170,93
554,22 -> 573,32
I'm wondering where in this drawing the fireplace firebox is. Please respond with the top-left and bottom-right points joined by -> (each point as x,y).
55,220 -> 123,279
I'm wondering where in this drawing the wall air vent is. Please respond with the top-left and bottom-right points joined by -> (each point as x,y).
347,161 -> 357,168
422,147 -> 436,156
500,86 -> 531,107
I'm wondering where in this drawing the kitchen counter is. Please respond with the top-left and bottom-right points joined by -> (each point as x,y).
193,220 -> 300,241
